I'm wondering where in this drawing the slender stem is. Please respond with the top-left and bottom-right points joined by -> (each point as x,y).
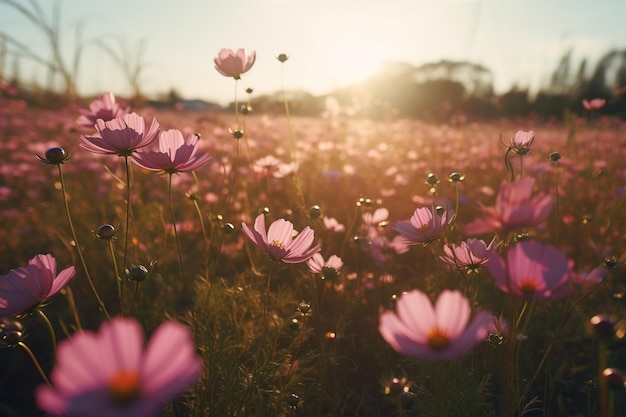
168,173 -> 188,292
122,155 -> 132,270
57,165 -> 111,320
18,342 -> 51,386
108,239 -> 124,315
37,309 -> 57,356
63,286 -> 83,330
128,281 -> 140,317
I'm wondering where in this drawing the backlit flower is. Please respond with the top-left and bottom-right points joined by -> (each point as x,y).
379,289 -> 493,360
510,130 -> 534,155
132,129 -> 212,174
76,92 -> 131,129
440,237 -> 497,272
462,177 -> 553,236
307,253 -> 343,280
394,204 -> 453,245
214,48 -> 256,80
36,317 -> 202,417
242,214 -> 321,264
485,240 -> 573,300
0,254 -> 75,319
80,113 -> 160,157
323,216 -> 345,233
582,98 -> 606,111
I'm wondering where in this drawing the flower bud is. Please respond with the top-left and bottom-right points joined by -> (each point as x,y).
448,172 -> 465,182
277,53 -> 289,63
549,152 -> 561,162
245,87 -> 254,94
96,224 -> 116,240
602,368 -> 626,389
126,265 -> 149,282
309,205 -> 322,219
297,301 -> 312,316
285,393 -> 299,408
590,314 -> 615,340
37,147 -> 70,165
427,173 -> 439,185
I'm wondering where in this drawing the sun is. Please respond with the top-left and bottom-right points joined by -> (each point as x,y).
326,37 -> 388,87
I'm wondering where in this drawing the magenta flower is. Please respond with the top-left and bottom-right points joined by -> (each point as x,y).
36,317 -> 203,417
76,92 -> 131,129
485,240 -> 573,300
379,289 -> 493,360
0,254 -> 75,319
132,129 -> 212,174
214,48 -> 256,80
582,98 -> 606,111
510,130 -> 535,155
462,177 -> 553,236
394,204 -> 453,245
242,214 -> 321,263
80,113 -> 160,157
440,237 -> 497,272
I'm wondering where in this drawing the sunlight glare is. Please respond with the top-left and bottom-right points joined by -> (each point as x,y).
326,37 -> 388,87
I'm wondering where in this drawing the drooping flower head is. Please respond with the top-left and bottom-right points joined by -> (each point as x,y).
379,289 -> 493,360
440,237 -> 497,273
132,129 -> 212,174
394,204 -> 453,245
76,92 -> 131,129
582,98 -> 606,111
214,48 -> 256,80
509,130 -> 535,155
462,177 -> 553,236
0,254 -> 75,319
485,240 -> 574,300
242,214 -> 321,264
36,317 -> 203,417
80,113 -> 160,157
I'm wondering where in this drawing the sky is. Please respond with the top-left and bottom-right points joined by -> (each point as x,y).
0,0 -> 624,105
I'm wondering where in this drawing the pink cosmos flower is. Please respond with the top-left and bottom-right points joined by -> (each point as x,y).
462,177 -> 553,236
379,289 -> 493,360
80,113 -> 160,157
394,204 -> 453,245
510,130 -> 535,154
36,317 -> 202,417
0,254 -> 75,319
76,92 -> 131,129
582,98 -> 606,111
569,265 -> 606,289
323,216 -> 345,233
485,240 -> 573,300
214,48 -> 256,80
242,214 -> 321,263
132,129 -> 212,174
440,237 -> 497,272
307,253 -> 344,275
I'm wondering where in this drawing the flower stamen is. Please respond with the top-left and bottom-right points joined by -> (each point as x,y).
108,369 -> 142,405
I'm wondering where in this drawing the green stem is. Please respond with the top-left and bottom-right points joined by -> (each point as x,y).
18,342 -> 51,386
57,165 -> 111,320
37,309 -> 56,356
107,239 -> 123,315
123,155 -> 132,270
128,281 -> 140,317
168,173 -> 188,292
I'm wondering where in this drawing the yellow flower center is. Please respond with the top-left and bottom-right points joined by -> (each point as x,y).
417,224 -> 431,233
270,239 -> 283,248
108,369 -> 142,405
427,327 -> 450,350
519,278 -> 538,295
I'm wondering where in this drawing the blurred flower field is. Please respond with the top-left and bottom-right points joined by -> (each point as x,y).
0,55 -> 626,417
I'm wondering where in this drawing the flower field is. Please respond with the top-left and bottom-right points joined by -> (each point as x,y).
1,62 -> 626,416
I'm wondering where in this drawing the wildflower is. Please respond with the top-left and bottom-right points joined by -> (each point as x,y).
462,177 -> 553,236
307,253 -> 343,281
379,289 -> 493,360
440,237 -> 497,272
132,130 -> 212,174
214,48 -> 256,79
241,214 -> 321,263
36,147 -> 70,166
35,317 -> 202,417
582,98 -> 606,111
76,92 -> 131,129
485,240 -> 573,300
80,113 -> 160,157
394,204 -> 453,245
0,254 -> 75,319
323,216 -> 345,233
509,130 -> 535,155
569,265 -> 607,289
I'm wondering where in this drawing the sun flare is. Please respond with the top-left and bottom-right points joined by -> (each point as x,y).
326,37 -> 389,86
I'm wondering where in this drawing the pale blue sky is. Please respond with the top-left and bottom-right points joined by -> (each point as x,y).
0,0 -> 623,104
